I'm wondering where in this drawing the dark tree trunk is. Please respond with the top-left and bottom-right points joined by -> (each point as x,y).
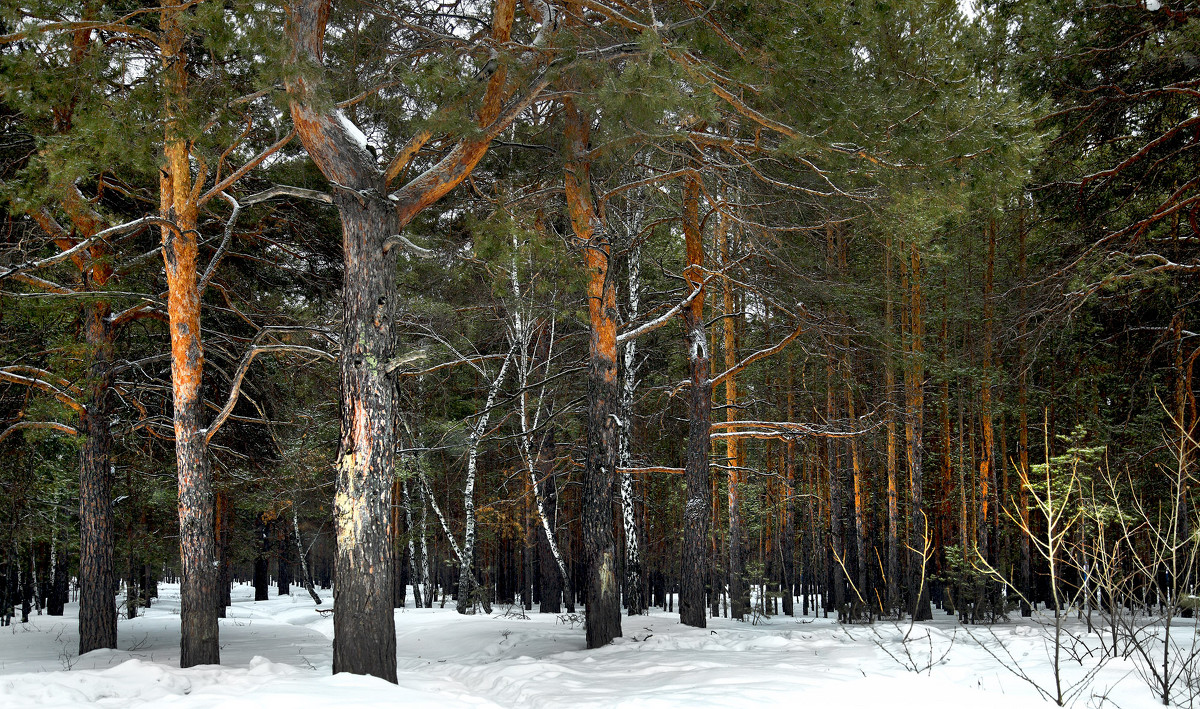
329,193 -> 399,680
78,301 -> 116,654
278,519 -> 292,596
284,0 -> 532,679
563,95 -> 621,648
782,432 -> 796,617
48,547 -> 68,616
393,478 -> 408,609
254,514 -> 271,602
215,490 -> 232,617
678,174 -> 711,629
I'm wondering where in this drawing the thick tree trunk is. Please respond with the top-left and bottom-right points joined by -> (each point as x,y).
564,96 -> 621,648
160,4 -> 218,667
679,175 -> 711,629
285,0 -> 530,677
330,194 -> 399,680
78,302 -> 116,654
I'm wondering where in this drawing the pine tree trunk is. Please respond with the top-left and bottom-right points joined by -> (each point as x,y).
254,514 -> 270,602
719,214 -> 745,621
884,238 -> 900,615
160,3 -> 218,667
782,358 -> 796,616
284,0 -> 529,676
978,217 -> 996,565
1018,210 -> 1032,616
564,96 -> 621,647
78,301 -> 116,654
679,175 -> 711,629
215,490 -> 232,617
903,240 -> 933,621
330,194 -> 399,679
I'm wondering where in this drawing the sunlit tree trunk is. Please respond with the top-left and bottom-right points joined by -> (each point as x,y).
564,94 -> 621,647
719,210 -> 745,621
159,3 -> 218,666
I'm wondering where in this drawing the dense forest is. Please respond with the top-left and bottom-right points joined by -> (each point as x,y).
0,0 -> 1197,693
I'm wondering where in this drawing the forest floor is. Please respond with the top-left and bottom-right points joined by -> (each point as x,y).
0,583 -> 1182,708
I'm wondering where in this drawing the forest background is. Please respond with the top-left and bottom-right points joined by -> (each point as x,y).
0,0 -> 1197,696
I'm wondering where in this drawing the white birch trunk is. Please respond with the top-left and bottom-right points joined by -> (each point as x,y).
401,475 -> 423,607
457,347 -> 513,614
620,240 -> 644,614
292,506 -> 322,604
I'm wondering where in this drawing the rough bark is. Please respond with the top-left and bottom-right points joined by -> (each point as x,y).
564,95 -> 621,648
284,0 -> 530,676
160,3 -> 218,667
330,193 -> 399,679
78,301 -> 116,654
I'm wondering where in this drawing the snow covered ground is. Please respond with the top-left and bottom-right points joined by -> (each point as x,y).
0,583 -> 1183,708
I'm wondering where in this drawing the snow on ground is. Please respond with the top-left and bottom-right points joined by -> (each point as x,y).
0,583 -> 1181,708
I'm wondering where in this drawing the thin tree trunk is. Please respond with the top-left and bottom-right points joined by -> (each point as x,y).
293,506 -> 322,604
1016,205 -> 1032,616
783,356 -> 796,617
620,242 -> 645,615
903,239 -> 933,621
884,236 -> 900,615
679,174 -> 711,629
254,513 -> 270,602
401,476 -> 423,608
978,217 -> 996,565
215,490 -> 232,618
458,351 -> 512,614
537,430 -> 565,613
719,211 -> 744,621
825,225 -> 846,615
